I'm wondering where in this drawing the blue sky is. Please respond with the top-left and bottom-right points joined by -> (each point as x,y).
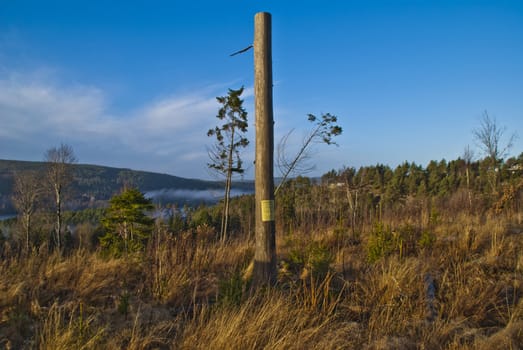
1,0 -> 522,180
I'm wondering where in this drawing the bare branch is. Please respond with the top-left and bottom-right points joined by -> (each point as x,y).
463,145 -> 475,165
44,143 -> 77,251
230,44 -> 253,57
12,170 -> 43,252
472,111 -> 518,163
275,113 -> 342,194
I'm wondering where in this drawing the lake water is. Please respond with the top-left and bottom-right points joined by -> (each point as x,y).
0,214 -> 16,221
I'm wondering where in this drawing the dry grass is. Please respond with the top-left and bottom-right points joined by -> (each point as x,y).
1,213 -> 522,349
178,290 -> 362,349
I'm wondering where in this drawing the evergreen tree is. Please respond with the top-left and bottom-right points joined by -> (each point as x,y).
100,188 -> 154,257
207,87 -> 249,242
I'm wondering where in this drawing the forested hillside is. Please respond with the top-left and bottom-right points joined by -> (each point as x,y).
0,159 -> 254,213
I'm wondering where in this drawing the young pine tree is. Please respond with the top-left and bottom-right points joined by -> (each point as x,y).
207,87 -> 249,242
100,188 -> 154,257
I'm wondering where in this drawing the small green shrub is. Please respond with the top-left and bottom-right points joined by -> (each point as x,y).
189,207 -> 214,229
288,240 -> 334,278
367,223 -> 425,262
306,242 -> 334,278
429,207 -> 440,226
117,291 -> 130,317
367,222 -> 394,263
288,247 -> 305,270
418,229 -> 436,249
217,270 -> 247,307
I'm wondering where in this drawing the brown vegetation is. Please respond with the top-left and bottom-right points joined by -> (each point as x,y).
1,149 -> 522,348
1,206 -> 522,349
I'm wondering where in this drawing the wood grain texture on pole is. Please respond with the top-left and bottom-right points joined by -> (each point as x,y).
253,11 -> 277,286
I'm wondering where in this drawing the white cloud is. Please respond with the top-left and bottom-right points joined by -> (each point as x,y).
140,94 -> 218,132
0,71 -> 112,137
0,70 -> 253,179
180,150 -> 208,161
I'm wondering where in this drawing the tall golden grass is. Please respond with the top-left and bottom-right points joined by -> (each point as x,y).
1,212 -> 522,349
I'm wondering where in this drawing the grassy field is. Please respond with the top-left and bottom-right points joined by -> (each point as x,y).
1,210 -> 522,349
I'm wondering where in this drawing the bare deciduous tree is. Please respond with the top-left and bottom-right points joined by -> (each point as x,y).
463,145 -> 475,210
12,170 -> 42,253
472,111 -> 517,164
276,113 -> 342,194
44,143 -> 77,250
472,111 -> 517,194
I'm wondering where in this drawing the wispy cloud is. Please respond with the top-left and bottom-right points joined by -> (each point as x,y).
0,70 -> 253,178
0,72 -> 110,140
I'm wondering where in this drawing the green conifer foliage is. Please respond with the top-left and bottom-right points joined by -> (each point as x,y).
100,188 -> 154,257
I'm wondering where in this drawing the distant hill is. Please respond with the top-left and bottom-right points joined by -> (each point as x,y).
0,159 -> 254,214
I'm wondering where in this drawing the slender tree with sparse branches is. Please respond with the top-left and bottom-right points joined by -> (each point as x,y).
207,87 -> 249,242
12,170 -> 43,253
276,113 -> 342,194
463,145 -> 475,210
44,143 -> 77,251
473,111 -> 517,165
472,111 -> 517,194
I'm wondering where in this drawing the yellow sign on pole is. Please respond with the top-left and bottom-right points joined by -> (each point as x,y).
261,200 -> 275,222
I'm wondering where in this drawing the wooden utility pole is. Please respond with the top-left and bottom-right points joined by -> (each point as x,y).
253,12 -> 277,287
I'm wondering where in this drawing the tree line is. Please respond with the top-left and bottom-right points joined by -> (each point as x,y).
180,150 -> 522,244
